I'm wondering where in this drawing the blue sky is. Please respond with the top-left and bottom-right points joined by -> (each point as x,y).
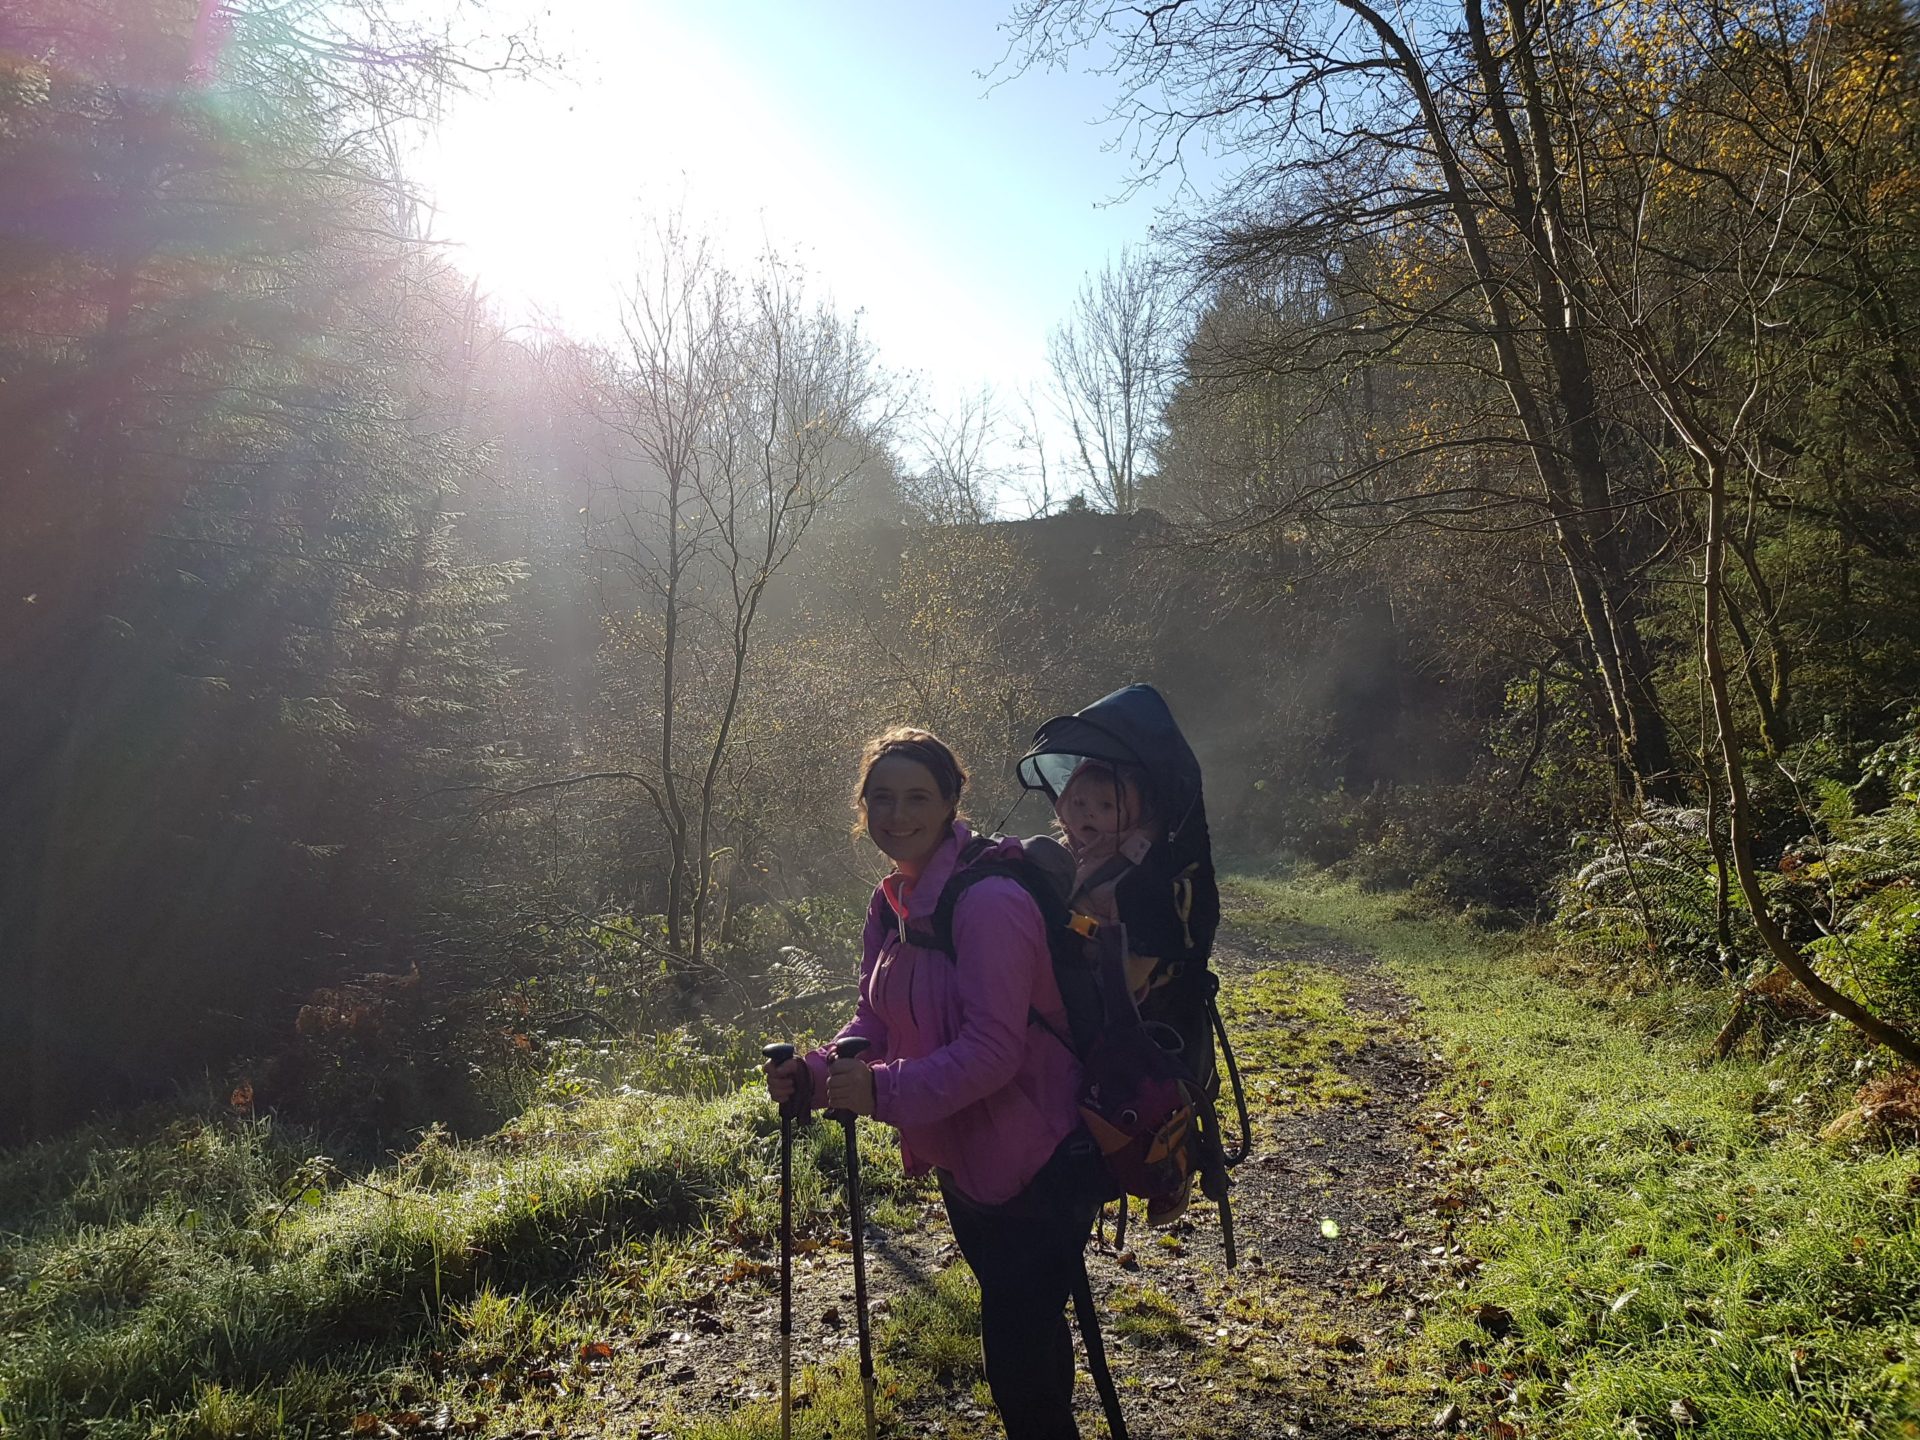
417,0 -> 1220,496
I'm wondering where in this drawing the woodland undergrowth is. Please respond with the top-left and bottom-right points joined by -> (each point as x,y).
1240,875 -> 1920,1439
6,875 -> 1919,1439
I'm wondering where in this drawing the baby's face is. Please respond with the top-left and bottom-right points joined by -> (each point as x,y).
1061,774 -> 1135,848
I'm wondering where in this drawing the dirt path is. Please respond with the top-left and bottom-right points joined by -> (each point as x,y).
604,908 -> 1453,1440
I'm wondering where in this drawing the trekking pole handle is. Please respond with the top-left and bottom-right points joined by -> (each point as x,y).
763,1042 -> 809,1122
827,1036 -> 871,1122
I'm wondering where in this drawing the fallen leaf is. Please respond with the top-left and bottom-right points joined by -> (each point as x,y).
1474,1302 -> 1513,1338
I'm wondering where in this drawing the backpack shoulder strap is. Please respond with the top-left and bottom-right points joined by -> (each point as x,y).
918,849 -> 1066,958
899,836 -> 997,953
918,851 -> 1090,1058
1071,852 -> 1135,904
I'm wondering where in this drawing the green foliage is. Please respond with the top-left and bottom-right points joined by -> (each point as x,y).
1557,805 -> 1743,983
0,0 -> 536,1138
0,1086 -> 775,1437
1792,720 -> 1920,1033
1256,875 -> 1920,1438
1346,781 -> 1580,918
1553,718 -> 1920,1046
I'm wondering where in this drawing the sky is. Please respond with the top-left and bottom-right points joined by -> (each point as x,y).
413,0 -> 1219,500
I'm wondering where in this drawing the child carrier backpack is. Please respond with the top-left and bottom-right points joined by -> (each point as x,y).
1014,684 -> 1251,1251
911,686 -> 1247,1440
911,834 -> 1220,1440
909,832 -> 1230,1245
912,685 -> 1250,1261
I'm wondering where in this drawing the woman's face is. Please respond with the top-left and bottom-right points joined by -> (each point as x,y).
862,755 -> 953,871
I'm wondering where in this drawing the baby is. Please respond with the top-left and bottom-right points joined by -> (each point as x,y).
1055,757 -> 1196,1226
1055,759 -> 1159,987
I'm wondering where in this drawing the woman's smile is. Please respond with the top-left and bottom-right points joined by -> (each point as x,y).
862,753 -> 954,875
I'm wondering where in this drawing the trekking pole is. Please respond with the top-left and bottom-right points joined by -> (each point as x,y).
761,1043 -> 800,1440
829,1035 -> 878,1440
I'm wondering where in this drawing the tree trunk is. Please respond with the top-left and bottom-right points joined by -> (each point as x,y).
1357,0 -> 1674,798
658,467 -> 691,962
1700,453 -> 1920,1067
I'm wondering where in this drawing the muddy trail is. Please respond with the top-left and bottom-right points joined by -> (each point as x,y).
575,899 -> 1466,1440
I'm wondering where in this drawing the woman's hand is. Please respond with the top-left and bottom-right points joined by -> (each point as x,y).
825,1055 -> 876,1116
764,1057 -> 806,1109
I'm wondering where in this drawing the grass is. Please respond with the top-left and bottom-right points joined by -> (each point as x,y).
0,897 -> 1370,1440
0,1065 -> 934,1440
1106,1282 -> 1197,1349
671,1263 -> 998,1440
13,867 -> 1917,1438
1214,956 -> 1389,1116
1229,871 -> 1920,1439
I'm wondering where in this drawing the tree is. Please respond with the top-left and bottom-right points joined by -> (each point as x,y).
903,387 -> 1004,525
0,0 -> 533,1135
1049,248 -> 1176,514
1536,0 -> 1920,1063
1010,0 -> 1682,793
579,230 -> 894,977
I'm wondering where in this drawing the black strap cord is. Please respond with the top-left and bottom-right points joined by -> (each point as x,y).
1208,979 -> 1253,1166
1070,1253 -> 1129,1440
1191,1086 -> 1239,1270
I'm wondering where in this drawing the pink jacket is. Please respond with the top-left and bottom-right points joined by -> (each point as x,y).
803,823 -> 1082,1206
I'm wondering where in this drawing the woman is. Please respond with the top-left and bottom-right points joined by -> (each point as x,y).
764,726 -> 1102,1440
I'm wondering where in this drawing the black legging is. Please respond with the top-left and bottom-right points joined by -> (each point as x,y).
940,1138 -> 1105,1440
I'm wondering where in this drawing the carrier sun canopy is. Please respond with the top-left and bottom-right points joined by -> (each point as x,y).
1015,683 -> 1206,846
